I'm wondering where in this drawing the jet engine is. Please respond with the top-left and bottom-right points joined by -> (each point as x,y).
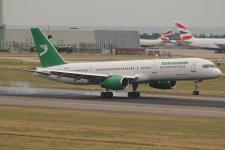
101,76 -> 129,90
149,81 -> 177,89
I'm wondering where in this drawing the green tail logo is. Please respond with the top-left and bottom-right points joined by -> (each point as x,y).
31,28 -> 67,68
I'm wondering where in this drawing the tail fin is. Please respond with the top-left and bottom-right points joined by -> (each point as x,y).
162,29 -> 173,37
175,22 -> 193,41
160,29 -> 173,43
31,28 -> 67,68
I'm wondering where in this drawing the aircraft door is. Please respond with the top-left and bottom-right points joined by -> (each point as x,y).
152,63 -> 158,75
191,62 -> 197,72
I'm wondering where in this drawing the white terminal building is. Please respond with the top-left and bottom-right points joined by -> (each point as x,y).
0,0 -> 141,54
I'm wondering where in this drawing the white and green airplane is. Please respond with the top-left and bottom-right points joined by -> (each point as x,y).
30,28 -> 222,98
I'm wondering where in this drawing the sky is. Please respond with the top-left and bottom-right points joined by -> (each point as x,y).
3,0 -> 225,27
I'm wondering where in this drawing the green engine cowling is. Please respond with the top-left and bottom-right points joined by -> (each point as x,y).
149,81 -> 177,89
101,75 -> 129,90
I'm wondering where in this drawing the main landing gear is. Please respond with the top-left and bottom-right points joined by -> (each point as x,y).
101,90 -> 113,98
100,84 -> 141,98
193,80 -> 200,95
128,84 -> 140,98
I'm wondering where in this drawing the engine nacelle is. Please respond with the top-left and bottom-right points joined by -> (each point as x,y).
101,76 -> 129,90
149,81 -> 177,89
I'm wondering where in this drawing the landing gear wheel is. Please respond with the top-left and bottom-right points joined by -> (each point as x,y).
101,92 -> 113,98
193,90 -> 199,95
128,83 -> 140,98
136,92 -> 140,98
128,92 -> 132,98
108,92 -> 113,98
101,92 -> 105,98
193,80 -> 200,96
128,92 -> 140,98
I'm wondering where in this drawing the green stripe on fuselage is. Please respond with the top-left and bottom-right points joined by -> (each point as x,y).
161,61 -> 189,65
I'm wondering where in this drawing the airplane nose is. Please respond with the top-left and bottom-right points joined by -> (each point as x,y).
215,68 -> 223,77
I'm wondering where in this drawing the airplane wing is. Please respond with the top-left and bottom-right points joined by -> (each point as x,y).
20,68 -> 137,83
216,44 -> 225,49
42,69 -> 137,83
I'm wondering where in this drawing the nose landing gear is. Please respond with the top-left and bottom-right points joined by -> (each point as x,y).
193,80 -> 200,95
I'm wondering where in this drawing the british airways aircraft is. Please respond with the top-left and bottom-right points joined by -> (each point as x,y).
175,22 -> 225,52
140,29 -> 174,47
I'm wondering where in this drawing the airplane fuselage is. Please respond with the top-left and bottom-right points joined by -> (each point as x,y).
183,38 -> 225,50
37,58 -> 222,85
140,39 -> 163,47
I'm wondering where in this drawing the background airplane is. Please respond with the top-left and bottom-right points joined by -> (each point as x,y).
175,22 -> 225,52
140,29 -> 174,48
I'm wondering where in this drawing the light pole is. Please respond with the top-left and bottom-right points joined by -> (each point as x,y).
0,0 -> 5,51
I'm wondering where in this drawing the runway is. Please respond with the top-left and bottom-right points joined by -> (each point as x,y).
0,86 -> 225,118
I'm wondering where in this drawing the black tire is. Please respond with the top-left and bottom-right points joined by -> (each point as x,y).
136,92 -> 140,98
128,92 -> 140,98
193,91 -> 200,95
101,92 -> 113,98
195,91 -> 199,95
101,92 -> 105,98
193,91 -> 196,95
108,92 -> 113,98
128,92 -> 133,98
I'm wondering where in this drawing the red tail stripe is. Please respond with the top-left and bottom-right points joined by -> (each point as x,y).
164,30 -> 172,35
182,35 -> 193,41
176,23 -> 187,30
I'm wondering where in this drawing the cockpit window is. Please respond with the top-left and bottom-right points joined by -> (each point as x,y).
202,64 -> 216,68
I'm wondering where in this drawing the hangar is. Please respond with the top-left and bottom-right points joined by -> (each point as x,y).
2,28 -> 141,53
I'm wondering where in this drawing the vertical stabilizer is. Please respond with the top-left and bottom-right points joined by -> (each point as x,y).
175,22 -> 193,41
31,28 -> 67,68
160,29 -> 174,43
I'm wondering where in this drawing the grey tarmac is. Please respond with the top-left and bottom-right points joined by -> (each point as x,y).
0,86 -> 225,118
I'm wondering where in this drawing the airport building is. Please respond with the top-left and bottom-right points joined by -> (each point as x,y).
0,0 -> 143,54
1,28 -> 141,54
